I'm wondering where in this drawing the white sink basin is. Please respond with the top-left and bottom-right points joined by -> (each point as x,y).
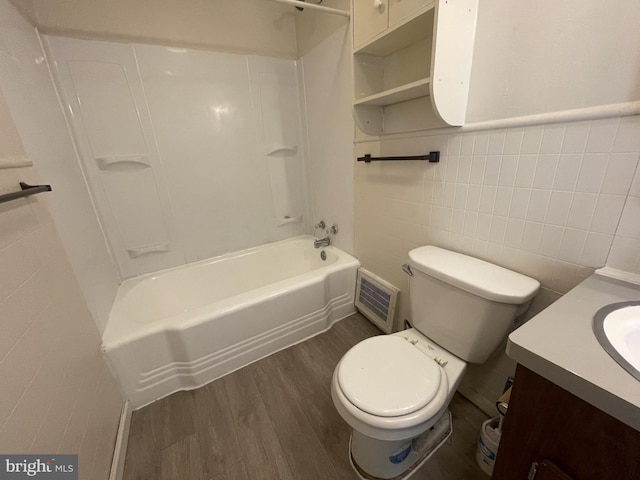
593,302 -> 640,382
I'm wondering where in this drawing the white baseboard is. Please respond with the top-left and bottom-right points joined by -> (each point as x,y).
109,401 -> 132,480
456,386 -> 496,418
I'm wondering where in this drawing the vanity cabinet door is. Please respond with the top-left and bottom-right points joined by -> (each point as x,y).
389,0 -> 430,26
493,365 -> 640,480
530,460 -> 574,480
353,0 -> 389,48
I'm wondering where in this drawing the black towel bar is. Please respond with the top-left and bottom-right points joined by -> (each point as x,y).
357,152 -> 440,163
0,182 -> 52,205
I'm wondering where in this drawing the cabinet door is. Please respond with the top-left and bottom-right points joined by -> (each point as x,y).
493,365 -> 640,480
389,0 -> 430,26
353,0 -> 388,49
532,460 -> 574,480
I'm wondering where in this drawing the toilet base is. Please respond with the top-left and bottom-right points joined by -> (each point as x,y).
349,411 -> 453,480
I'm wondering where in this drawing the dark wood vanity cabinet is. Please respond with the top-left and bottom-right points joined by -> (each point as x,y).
492,364 -> 640,480
530,459 -> 574,480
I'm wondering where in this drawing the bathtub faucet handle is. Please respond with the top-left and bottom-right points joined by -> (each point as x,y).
328,225 -> 338,235
315,220 -> 326,230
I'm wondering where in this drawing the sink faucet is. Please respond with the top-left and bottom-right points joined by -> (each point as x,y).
314,237 -> 331,248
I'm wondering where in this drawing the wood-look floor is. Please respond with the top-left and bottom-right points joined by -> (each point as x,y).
122,313 -> 489,480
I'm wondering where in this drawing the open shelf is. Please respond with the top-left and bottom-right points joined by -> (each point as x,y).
354,6 -> 435,57
352,0 -> 478,136
354,77 -> 430,106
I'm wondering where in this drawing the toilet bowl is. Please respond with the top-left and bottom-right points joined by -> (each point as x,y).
332,331 -> 465,442
331,329 -> 466,479
333,246 -> 540,479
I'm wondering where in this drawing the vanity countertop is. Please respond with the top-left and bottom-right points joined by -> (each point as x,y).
507,272 -> 640,432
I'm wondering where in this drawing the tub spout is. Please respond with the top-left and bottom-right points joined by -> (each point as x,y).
314,237 -> 331,248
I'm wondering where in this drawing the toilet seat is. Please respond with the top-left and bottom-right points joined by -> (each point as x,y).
332,358 -> 449,442
337,336 -> 442,417
331,329 -> 467,442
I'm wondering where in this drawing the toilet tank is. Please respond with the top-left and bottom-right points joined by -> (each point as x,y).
407,247 -> 540,363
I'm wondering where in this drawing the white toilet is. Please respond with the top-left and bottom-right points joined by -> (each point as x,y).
332,246 -> 540,479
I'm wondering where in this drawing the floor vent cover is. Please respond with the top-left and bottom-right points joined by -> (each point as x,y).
355,268 -> 399,334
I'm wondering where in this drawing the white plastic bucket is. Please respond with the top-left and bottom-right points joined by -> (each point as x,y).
475,416 -> 501,476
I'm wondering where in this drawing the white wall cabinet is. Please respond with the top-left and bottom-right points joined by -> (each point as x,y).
353,0 -> 431,49
352,0 -> 478,136
353,0 -> 388,49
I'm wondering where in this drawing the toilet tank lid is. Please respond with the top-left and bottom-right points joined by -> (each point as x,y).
408,246 -> 540,304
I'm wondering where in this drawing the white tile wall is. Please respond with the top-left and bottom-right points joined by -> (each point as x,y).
361,117 -> 639,295
0,167 -> 122,479
0,0 -> 119,333
608,140 -> 640,273
355,115 -> 640,414
0,9 -> 122,466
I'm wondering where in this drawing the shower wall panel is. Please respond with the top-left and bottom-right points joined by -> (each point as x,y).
249,56 -> 306,232
45,36 -> 308,277
45,37 -> 183,278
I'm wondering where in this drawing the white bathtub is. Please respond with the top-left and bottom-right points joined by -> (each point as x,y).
102,236 -> 360,408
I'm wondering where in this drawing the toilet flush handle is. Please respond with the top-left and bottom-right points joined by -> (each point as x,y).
402,264 -> 413,276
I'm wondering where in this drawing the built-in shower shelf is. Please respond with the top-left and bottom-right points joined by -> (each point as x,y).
96,154 -> 151,170
354,77 -> 431,106
0,155 -> 32,170
275,215 -> 302,227
127,241 -> 171,258
266,145 -> 298,156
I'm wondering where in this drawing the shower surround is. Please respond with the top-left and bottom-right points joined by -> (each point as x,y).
41,34 -> 362,407
46,36 -> 310,279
